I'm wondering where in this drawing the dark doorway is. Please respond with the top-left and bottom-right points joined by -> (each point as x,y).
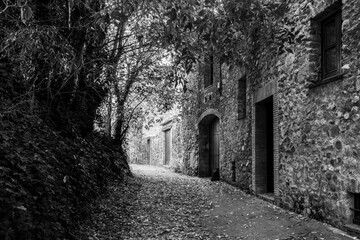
198,113 -> 220,177
255,96 -> 274,193
209,118 -> 220,174
164,129 -> 171,165
146,139 -> 151,164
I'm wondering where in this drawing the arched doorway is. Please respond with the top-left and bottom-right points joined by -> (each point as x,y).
197,110 -> 221,177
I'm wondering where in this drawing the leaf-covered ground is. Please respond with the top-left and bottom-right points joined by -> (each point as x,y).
77,165 -> 356,240
77,165 -> 222,239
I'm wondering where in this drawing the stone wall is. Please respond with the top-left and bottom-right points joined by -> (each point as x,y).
180,56 -> 253,189
180,0 -> 360,233
161,117 -> 184,170
181,67 -> 201,176
219,66 -> 253,190
128,111 -> 184,171
129,0 -> 360,233
248,0 -> 360,230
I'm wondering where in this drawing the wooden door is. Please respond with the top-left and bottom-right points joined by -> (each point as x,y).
164,129 -> 171,165
209,118 -> 220,173
146,139 -> 151,165
255,96 -> 274,193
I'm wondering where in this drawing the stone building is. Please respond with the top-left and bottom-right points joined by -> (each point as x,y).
128,110 -> 184,171
129,0 -> 360,235
180,0 -> 360,235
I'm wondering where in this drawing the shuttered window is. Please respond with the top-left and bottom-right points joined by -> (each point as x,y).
238,76 -> 246,120
164,129 -> 171,165
204,55 -> 213,88
353,193 -> 360,225
321,11 -> 341,79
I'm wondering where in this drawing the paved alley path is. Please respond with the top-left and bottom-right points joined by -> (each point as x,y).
78,164 -> 357,240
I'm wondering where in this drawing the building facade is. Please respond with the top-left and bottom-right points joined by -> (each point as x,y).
181,0 -> 360,234
130,0 -> 360,234
128,111 -> 184,171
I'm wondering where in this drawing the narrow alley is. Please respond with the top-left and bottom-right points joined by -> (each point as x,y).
78,165 -> 356,240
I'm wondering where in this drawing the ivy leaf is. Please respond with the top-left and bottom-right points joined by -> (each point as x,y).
16,0 -> 26,7
198,9 -> 206,16
20,5 -> 33,24
69,0 -> 74,9
184,22 -> 193,31
185,61 -> 192,74
165,8 -> 177,21
183,83 -> 188,93
205,0 -> 215,5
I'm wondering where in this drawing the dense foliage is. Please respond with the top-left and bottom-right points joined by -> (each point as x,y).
1,0 -> 109,136
159,0 -> 289,75
95,0 -> 182,144
0,1 -> 129,239
0,0 -> 291,239
0,63 -> 130,239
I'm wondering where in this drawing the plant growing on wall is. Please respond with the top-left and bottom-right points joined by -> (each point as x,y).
156,0 -> 289,78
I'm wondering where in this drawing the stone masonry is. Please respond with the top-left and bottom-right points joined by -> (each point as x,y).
180,0 -> 360,236
128,110 -> 184,171
129,0 -> 360,236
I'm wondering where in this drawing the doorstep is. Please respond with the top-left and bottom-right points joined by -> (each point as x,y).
344,224 -> 360,238
257,193 -> 275,204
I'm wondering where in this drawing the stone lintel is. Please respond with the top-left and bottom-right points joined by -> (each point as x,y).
254,80 -> 278,103
162,124 -> 172,131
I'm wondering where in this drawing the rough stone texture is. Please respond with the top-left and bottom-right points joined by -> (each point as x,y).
180,66 -> 202,176
163,117 -> 184,171
180,0 -> 360,234
220,66 -> 253,191
248,0 -> 360,232
180,58 -> 253,189
130,0 -> 360,235
128,110 -> 184,171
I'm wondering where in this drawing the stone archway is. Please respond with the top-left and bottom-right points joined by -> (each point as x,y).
197,110 -> 221,177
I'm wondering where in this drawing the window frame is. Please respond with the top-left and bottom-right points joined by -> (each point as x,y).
353,193 -> 360,225
210,55 -> 214,86
204,55 -> 214,88
237,75 -> 247,120
321,10 -> 341,80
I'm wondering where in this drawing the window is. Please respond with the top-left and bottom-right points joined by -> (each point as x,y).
321,11 -> 341,79
164,129 -> 171,165
204,55 -> 213,88
308,1 -> 343,87
353,193 -> 360,225
238,76 -> 246,120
